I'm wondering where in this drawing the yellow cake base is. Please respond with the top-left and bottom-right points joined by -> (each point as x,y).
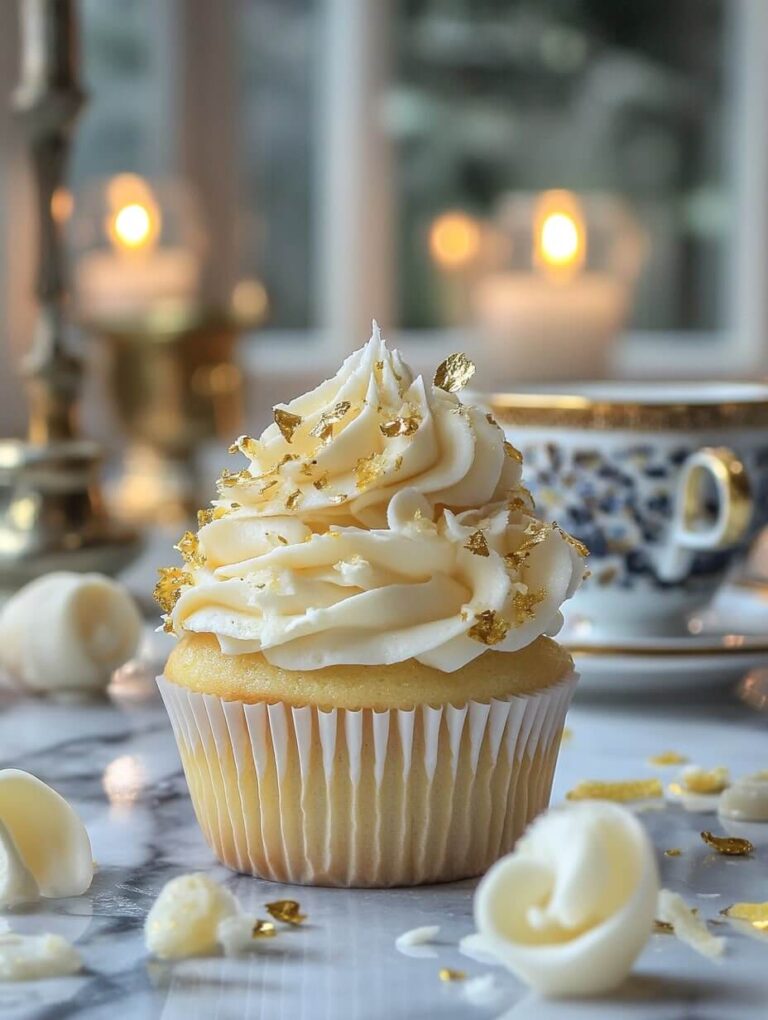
158,643 -> 576,886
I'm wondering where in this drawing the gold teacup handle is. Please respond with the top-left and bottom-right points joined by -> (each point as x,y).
659,447 -> 752,583
674,446 -> 753,550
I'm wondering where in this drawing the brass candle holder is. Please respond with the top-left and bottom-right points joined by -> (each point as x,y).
89,307 -> 244,525
0,0 -> 139,593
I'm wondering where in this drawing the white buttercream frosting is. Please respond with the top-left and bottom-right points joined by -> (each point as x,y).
0,572 -> 142,693
0,769 -> 93,907
161,329 -> 584,673
473,802 -> 659,997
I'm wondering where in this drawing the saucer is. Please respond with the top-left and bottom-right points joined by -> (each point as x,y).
562,587 -> 768,695
565,634 -> 768,696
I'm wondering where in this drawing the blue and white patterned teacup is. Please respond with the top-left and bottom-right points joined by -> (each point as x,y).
487,383 -> 768,638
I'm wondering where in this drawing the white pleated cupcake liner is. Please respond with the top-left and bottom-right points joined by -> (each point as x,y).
157,671 -> 576,887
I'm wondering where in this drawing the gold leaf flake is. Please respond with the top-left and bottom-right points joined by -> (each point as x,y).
328,493 -> 348,504
680,766 -> 729,794
313,474 -> 329,490
722,903 -> 768,930
153,567 -> 192,613
654,920 -> 674,934
197,505 -> 234,526
565,778 -> 663,803
648,751 -> 688,767
468,610 -> 509,646
464,531 -> 490,557
393,455 -> 403,471
162,617 -> 174,634
485,412 -> 498,427
433,352 -> 476,393
503,441 -> 523,463
276,453 -> 300,469
438,968 -> 466,983
354,452 -> 386,489
285,489 -> 302,510
309,401 -> 352,442
260,478 -> 279,495
252,919 -> 277,938
174,531 -> 205,568
554,523 -> 589,557
511,587 -> 545,623
274,407 -> 303,443
300,460 -> 318,478
700,831 -> 754,856
380,415 -> 420,438
664,848 -> 683,857
265,900 -> 306,925
217,469 -> 254,492
229,434 -> 260,457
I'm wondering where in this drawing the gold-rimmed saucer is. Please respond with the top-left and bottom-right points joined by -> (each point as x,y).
564,625 -> 768,696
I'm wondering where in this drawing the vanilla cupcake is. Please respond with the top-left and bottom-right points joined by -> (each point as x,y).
156,326 -> 584,887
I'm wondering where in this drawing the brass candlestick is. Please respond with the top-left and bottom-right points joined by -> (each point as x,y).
0,0 -> 139,592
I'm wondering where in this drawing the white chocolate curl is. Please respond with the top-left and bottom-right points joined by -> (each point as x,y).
145,873 -> 239,960
474,802 -> 659,997
0,770 -> 93,908
168,330 -> 584,672
0,572 -> 142,694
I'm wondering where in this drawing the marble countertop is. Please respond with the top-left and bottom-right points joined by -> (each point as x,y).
1,638 -> 767,1020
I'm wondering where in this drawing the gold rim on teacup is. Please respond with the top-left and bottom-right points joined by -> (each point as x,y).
486,382 -> 768,430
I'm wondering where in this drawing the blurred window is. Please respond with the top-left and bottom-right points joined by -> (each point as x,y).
72,0 -> 738,338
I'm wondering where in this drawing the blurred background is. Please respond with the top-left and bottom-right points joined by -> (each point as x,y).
1,0 -> 767,542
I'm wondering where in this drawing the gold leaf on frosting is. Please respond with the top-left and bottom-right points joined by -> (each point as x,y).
285,489 -> 302,510
273,407 -> 303,443
252,920 -> 277,938
313,474 -> 329,490
700,831 -> 753,856
197,504 -> 237,527
503,441 -> 523,463
510,587 -> 546,624
681,767 -> 729,794
217,469 -> 254,492
354,452 -> 386,489
554,523 -> 589,557
259,478 -> 279,495
329,493 -> 347,504
464,531 -> 490,557
229,434 -> 261,458
265,900 -> 306,925
309,401 -> 352,442
468,610 -> 509,646
276,453 -> 300,469
565,778 -> 663,803
664,848 -> 683,857
153,566 -> 192,614
174,531 -> 205,568
433,352 -> 476,393
380,415 -> 421,438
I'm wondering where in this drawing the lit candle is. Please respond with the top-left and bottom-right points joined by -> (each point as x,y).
75,174 -> 200,324
474,190 -> 631,381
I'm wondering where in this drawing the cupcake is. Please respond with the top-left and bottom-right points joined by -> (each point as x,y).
156,325 -> 585,887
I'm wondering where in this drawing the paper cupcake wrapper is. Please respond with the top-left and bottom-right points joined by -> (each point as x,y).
157,672 -> 576,887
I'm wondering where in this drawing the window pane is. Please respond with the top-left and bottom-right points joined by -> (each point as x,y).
393,0 -> 729,332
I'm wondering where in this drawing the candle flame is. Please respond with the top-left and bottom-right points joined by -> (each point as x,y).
114,203 -> 153,249
429,211 -> 481,270
105,174 -> 161,254
534,190 -> 585,279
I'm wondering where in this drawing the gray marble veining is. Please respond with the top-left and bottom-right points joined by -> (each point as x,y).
1,649 -> 767,1019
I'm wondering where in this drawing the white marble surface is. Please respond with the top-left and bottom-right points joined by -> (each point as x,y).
1,640 -> 767,1019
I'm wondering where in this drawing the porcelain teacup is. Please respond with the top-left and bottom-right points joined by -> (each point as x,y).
486,382 -> 768,638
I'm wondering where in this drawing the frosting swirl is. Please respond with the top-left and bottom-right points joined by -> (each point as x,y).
160,326 -> 585,672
